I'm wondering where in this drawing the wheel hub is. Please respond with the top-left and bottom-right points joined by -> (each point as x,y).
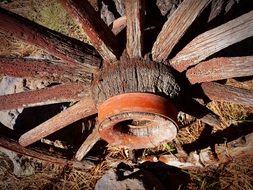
98,93 -> 178,149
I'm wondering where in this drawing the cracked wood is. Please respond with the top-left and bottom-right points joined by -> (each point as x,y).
186,56 -> 253,84
0,7 -> 101,73
152,0 -> 211,62
59,0 -> 119,62
171,10 -> 253,72
0,57 -> 92,83
0,84 -> 87,111
126,0 -> 144,58
201,82 -> 253,106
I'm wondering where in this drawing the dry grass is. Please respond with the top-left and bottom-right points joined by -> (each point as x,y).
187,155 -> 253,190
0,0 -> 88,58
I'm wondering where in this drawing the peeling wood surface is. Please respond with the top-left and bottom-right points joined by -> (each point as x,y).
0,84 -> 87,111
186,56 -> 253,84
201,82 -> 253,106
0,7 -> 101,73
93,57 -> 180,105
171,10 -> 253,72
0,137 -> 93,170
0,57 -> 92,83
58,0 -> 119,62
19,96 -> 97,147
152,0 -> 211,62
126,0 -> 144,58
75,126 -> 100,161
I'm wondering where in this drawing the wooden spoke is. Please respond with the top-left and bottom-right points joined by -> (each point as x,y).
58,0 -> 119,62
186,56 -> 253,84
19,97 -> 97,147
178,98 -> 220,126
152,0 -> 211,62
75,125 -> 100,161
126,0 -> 144,58
0,84 -> 88,111
0,136 -> 92,169
0,7 -> 101,73
0,57 -> 92,83
171,10 -> 253,72
201,82 -> 253,106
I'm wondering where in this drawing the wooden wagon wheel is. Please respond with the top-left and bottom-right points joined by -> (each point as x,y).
0,0 -> 253,162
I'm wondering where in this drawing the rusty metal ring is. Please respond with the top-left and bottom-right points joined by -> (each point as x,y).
98,93 -> 178,149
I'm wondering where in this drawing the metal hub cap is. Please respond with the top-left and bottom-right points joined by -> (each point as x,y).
98,93 -> 178,149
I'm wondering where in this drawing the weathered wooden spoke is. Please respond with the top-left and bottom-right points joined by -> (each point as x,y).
186,56 -> 253,84
152,0 -> 211,62
0,7 -> 101,73
201,82 -> 253,106
75,125 -> 100,161
0,84 -> 88,111
170,10 -> 253,72
0,57 -> 92,83
19,97 -> 97,147
126,0 -> 145,58
58,0 -> 119,62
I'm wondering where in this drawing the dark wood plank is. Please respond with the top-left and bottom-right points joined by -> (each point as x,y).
0,57 -> 92,83
177,98 -> 221,126
126,0 -> 144,58
19,96 -> 97,147
58,0 -> 119,62
186,56 -> 253,84
0,84 -> 88,111
201,82 -> 253,106
152,0 -> 211,62
0,7 -> 101,73
170,10 -> 253,72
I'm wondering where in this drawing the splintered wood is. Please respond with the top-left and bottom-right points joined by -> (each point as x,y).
0,7 -> 101,73
171,10 -> 253,72
152,0 -> 211,62
126,0 -> 144,58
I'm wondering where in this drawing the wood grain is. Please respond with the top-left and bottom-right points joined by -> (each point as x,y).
75,125 -> 100,161
186,56 -> 253,84
58,0 -> 119,62
0,57 -> 92,83
201,82 -> 253,106
0,7 -> 101,73
0,84 -> 88,111
152,0 -> 211,62
171,10 -> 253,72
126,0 -> 144,58
19,96 -> 97,147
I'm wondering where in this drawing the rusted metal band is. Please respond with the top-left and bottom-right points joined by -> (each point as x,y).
98,93 -> 178,149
